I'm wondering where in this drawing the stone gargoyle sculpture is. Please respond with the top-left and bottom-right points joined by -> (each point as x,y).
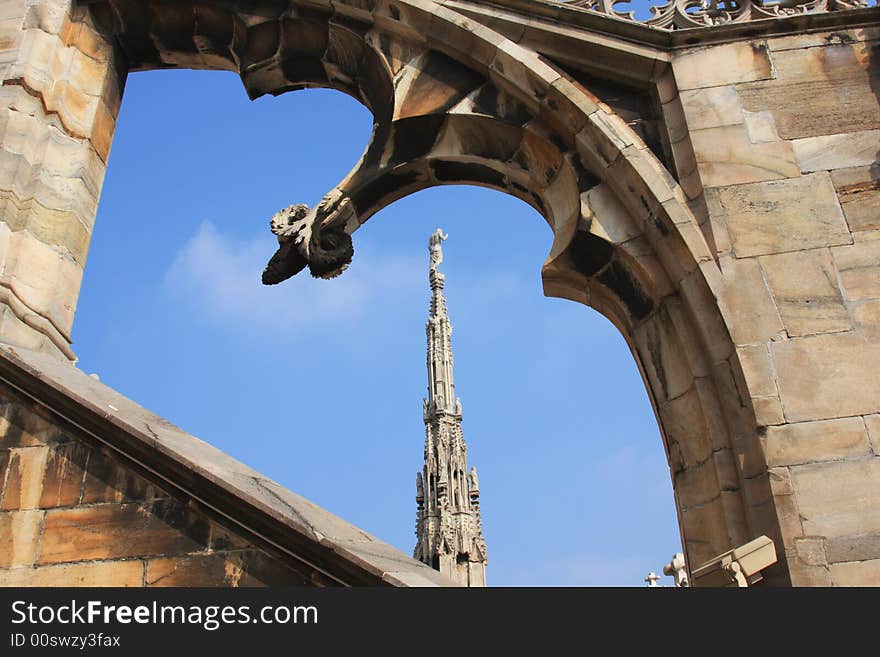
261,188 -> 357,284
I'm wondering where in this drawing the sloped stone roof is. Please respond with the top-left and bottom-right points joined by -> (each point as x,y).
0,344 -> 454,587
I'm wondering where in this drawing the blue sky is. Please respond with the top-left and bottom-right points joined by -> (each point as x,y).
73,68 -> 682,586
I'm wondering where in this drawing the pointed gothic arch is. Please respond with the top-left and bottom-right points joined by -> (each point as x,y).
6,0 -> 807,583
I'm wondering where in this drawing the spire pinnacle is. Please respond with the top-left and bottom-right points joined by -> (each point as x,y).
414,230 -> 487,587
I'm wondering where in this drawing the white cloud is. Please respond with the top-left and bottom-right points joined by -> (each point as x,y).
164,220 -> 424,335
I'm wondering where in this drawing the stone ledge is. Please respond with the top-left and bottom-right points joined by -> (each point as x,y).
0,343 -> 455,587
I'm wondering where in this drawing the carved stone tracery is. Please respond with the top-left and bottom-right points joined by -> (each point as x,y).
560,0 -> 874,28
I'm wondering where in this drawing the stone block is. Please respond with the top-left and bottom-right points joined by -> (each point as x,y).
0,560 -> 144,586
829,559 -> 880,586
679,497 -> 731,568
39,442 -> 89,508
1,230 -> 85,336
0,446 -> 48,510
0,509 -> 43,568
718,255 -> 784,345
581,183 -> 640,245
854,300 -> 880,337
691,124 -> 799,188
831,241 -> 880,301
764,417 -> 871,467
788,561 -> 832,586
766,29 -> 868,51
825,533 -> 880,564
679,85 -> 743,131
575,109 -> 631,171
145,551 -> 307,587
866,414 -> 880,454
759,248 -> 850,336
831,165 -> 880,233
772,333 -> 880,422
673,42 -> 772,91
791,458 -> 880,537
754,396 -> 785,427
659,386 -> 713,473
773,489 -> 804,549
736,44 -> 880,139
736,344 -> 776,397
632,308 -> 694,404
718,173 -> 851,258
79,448 -> 164,505
673,459 -> 720,509
768,466 -> 793,496
794,536 -> 827,567
0,399 -> 60,449
742,109 -> 779,144
38,500 -> 211,564
792,130 -> 880,173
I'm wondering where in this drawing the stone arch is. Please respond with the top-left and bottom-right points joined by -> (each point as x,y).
14,0 -> 786,581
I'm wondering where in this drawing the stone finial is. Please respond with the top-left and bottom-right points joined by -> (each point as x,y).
663,552 -> 689,587
645,572 -> 662,587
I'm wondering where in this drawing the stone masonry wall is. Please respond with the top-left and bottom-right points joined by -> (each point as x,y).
672,26 -> 880,586
0,0 -> 122,361
0,380 -> 320,586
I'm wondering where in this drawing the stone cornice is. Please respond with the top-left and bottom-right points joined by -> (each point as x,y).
442,0 -> 879,50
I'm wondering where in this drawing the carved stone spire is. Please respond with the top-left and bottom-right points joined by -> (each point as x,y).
414,229 -> 487,587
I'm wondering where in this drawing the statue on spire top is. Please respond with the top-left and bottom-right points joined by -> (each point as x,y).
429,228 -> 448,270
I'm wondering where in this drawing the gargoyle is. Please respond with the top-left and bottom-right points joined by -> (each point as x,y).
261,189 -> 357,284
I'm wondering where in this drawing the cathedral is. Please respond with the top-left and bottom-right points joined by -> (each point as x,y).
414,230 -> 488,587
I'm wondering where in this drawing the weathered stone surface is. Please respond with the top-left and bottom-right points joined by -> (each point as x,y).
773,488 -> 804,550
792,130 -> 880,173
0,446 -> 48,510
760,248 -> 850,336
659,386 -> 714,473
679,85 -> 743,131
831,241 -> 880,301
825,533 -> 880,563
794,537 -> 827,567
38,501 -> 210,564
830,165 -> 880,233
866,415 -> 880,454
772,333 -> 880,422
0,510 -> 42,568
737,42 -> 880,140
830,559 -> 880,586
718,255 -> 785,345
39,442 -> 89,508
678,496 -> 734,568
754,396 -> 785,427
853,299 -> 880,337
764,417 -> 871,467
0,560 -> 144,587
788,561 -> 832,586
742,109 -> 780,144
674,459 -> 720,509
80,446 -> 162,505
791,458 -> 880,537
718,173 -> 851,258
691,124 -> 799,187
673,42 -> 772,91
145,552 -> 308,587
736,344 -> 776,397
633,310 -> 694,403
